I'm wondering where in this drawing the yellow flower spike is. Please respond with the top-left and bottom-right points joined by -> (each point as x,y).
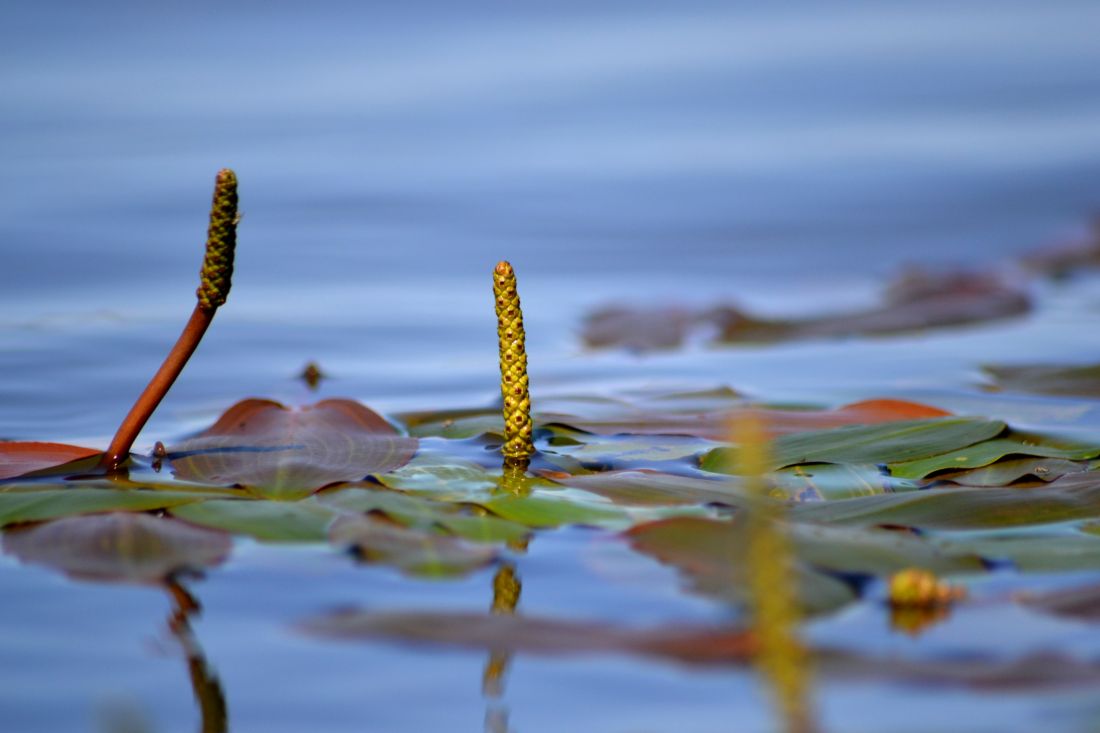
889,568 -> 966,608
733,412 -> 816,733
493,261 -> 534,465
196,168 -> 239,312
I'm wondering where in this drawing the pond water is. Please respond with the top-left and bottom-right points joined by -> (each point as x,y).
4,2 -> 1100,731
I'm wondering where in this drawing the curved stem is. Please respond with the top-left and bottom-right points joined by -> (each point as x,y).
100,306 -> 214,471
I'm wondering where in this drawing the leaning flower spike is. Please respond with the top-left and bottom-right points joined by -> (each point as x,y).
100,169 -> 239,471
734,412 -> 816,733
493,261 -> 534,466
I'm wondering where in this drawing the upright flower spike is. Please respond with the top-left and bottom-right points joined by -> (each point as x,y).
101,169 -> 239,471
493,261 -> 534,465
733,413 -> 816,733
196,168 -> 238,312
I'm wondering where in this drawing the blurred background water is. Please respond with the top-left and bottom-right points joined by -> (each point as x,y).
3,2 -> 1100,731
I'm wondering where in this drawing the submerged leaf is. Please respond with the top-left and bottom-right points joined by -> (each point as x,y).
169,399 -> 418,500
330,514 -> 497,577
0,442 -> 101,480
3,512 -> 230,583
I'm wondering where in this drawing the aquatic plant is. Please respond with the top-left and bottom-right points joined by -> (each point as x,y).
493,261 -> 534,467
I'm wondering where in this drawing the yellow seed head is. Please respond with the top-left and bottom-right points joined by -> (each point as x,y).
493,261 -> 533,462
196,168 -> 238,312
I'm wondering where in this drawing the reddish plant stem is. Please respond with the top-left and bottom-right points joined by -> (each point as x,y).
100,305 -> 214,471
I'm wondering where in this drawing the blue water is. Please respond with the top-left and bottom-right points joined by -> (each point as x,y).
4,1 -> 1100,731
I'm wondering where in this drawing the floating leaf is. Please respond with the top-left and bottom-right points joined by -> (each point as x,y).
169,399 -> 418,500
626,516 -> 982,615
169,498 -> 338,542
318,486 -> 530,543
942,457 -> 1089,487
0,442 -> 101,480
483,494 -> 632,529
299,608 -> 756,665
543,390 -> 950,442
546,470 -> 748,507
983,363 -> 1100,398
3,512 -> 230,583
702,417 -> 1005,472
329,514 -> 497,577
0,486 -> 205,527
889,434 -> 1100,479
791,475 -> 1100,530
625,517 -> 857,615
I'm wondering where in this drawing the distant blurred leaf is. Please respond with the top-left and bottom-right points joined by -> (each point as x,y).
169,399 -> 417,500
3,512 -> 230,583
329,514 -> 497,577
1020,583 -> 1100,622
0,441 -> 100,480
583,269 -> 1029,351
702,417 -> 1005,472
170,498 -> 338,542
983,363 -> 1100,398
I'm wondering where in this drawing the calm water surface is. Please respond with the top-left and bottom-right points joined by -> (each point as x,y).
3,2 -> 1100,731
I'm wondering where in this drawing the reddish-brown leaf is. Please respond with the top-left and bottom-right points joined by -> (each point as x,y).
544,397 -> 950,441
169,399 -> 418,500
0,441 -> 100,480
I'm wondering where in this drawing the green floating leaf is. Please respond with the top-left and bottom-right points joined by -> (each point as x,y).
3,512 -> 231,583
544,433 -> 715,466
889,434 -> 1100,479
546,470 -> 748,507
701,417 -> 1005,473
942,457 -> 1089,487
170,399 -> 418,501
170,499 -> 338,542
329,514 -> 497,577
483,494 -> 632,529
791,474 -> 1100,530
931,527 -> 1100,572
0,486 -> 205,527
318,486 -> 530,544
397,408 -> 503,440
